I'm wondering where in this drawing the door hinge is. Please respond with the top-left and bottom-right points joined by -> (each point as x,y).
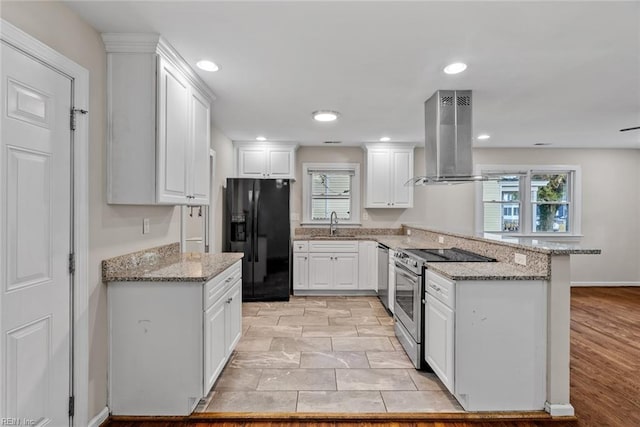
68,253 -> 76,275
68,395 -> 75,417
70,108 -> 88,131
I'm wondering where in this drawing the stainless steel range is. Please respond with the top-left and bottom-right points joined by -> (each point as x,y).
393,248 -> 496,369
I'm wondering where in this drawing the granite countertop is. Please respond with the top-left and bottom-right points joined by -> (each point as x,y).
425,262 -> 547,281
103,243 -> 244,282
403,224 -> 601,255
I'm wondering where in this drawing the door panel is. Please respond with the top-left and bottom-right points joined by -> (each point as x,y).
238,148 -> 265,177
1,42 -> 72,426
267,149 -> 292,177
225,282 -> 242,354
6,148 -> 52,290
189,88 -> 210,204
425,295 -> 454,393
157,57 -> 188,203
308,254 -> 332,289
333,254 -> 358,289
392,150 -> 413,207
204,300 -> 226,393
367,150 -> 391,207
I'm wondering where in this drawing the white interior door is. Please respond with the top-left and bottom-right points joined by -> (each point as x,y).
1,41 -> 72,425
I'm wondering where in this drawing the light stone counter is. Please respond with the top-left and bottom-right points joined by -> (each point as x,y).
102,242 -> 243,282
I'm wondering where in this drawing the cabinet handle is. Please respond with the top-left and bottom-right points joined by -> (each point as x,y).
226,297 -> 233,304
225,277 -> 234,283
304,256 -> 307,260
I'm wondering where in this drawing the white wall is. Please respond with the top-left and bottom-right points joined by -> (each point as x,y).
1,1 -> 180,418
419,148 -> 640,284
292,146 -> 427,228
210,126 -> 234,253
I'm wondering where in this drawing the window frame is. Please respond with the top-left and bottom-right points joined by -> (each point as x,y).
302,162 -> 361,226
474,164 -> 582,238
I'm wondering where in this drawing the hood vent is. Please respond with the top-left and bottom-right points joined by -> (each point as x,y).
410,89 -> 487,185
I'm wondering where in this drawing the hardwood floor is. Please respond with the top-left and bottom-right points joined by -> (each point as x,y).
104,287 -> 640,427
569,287 -> 640,427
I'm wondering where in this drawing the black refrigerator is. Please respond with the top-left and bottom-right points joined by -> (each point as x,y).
225,178 -> 291,301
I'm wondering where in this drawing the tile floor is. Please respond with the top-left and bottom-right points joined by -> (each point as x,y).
198,295 -> 463,413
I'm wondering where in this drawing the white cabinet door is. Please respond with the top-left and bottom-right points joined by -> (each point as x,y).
225,281 -> 242,355
333,253 -> 359,290
308,253 -> 333,289
157,57 -> 189,204
189,87 -> 211,204
391,149 -> 413,207
293,253 -> 309,290
204,298 -> 227,393
238,146 -> 266,177
366,150 -> 391,207
425,294 -> 454,393
267,148 -> 293,178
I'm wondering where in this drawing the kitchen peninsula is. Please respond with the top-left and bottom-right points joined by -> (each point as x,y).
102,244 -> 244,415
294,224 -> 600,416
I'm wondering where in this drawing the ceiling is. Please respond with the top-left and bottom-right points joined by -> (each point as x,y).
66,1 -> 640,148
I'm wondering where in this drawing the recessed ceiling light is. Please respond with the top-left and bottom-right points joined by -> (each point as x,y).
256,136 -> 267,141
312,110 -> 340,122
477,134 -> 491,140
196,60 -> 219,72
380,137 -> 391,142
443,62 -> 467,75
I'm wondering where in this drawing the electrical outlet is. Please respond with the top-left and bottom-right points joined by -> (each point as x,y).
362,211 -> 369,221
514,253 -> 527,266
143,218 -> 150,234
438,235 -> 445,244
406,229 -> 411,236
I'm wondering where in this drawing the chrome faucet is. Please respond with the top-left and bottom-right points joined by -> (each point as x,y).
329,211 -> 338,236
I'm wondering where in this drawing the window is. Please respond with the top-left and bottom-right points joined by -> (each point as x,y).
302,163 -> 361,225
476,166 -> 581,236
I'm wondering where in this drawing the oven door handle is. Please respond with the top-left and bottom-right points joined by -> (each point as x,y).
395,263 -> 421,281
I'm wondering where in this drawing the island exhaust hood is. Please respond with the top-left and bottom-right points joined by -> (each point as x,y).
408,89 -> 487,185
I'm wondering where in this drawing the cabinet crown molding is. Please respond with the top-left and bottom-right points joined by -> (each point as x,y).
101,32 -> 216,102
363,143 -> 416,151
233,141 -> 299,149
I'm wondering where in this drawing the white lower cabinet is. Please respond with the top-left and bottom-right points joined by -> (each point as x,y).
423,270 -> 547,412
292,252 -> 309,289
388,249 -> 396,313
108,261 -> 242,415
204,279 -> 241,392
358,241 -> 378,291
425,294 -> 454,393
293,240 -> 367,294
308,252 -> 358,290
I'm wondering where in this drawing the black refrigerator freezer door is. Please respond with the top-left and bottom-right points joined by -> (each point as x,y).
225,178 -> 255,291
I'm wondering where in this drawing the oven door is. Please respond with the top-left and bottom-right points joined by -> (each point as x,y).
394,262 -> 422,343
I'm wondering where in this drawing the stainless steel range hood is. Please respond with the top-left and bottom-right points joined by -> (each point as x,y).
409,89 -> 487,185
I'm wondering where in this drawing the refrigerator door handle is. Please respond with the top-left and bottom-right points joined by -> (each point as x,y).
247,189 -> 253,262
254,190 -> 260,262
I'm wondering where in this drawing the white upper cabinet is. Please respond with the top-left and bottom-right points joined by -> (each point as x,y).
234,142 -> 298,179
364,144 -> 414,208
103,33 -> 215,205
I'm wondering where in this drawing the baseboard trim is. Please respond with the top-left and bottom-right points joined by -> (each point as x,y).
544,402 -> 575,417
571,281 -> 640,287
89,406 -> 110,427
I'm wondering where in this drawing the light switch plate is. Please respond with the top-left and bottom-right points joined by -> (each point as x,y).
514,253 -> 527,266
143,218 -> 150,234
362,211 -> 369,221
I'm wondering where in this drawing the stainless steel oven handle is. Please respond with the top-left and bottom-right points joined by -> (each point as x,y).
395,264 -> 420,283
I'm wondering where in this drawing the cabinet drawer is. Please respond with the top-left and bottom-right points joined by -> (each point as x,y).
204,261 -> 241,310
426,270 -> 455,308
309,240 -> 358,253
293,241 -> 308,252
